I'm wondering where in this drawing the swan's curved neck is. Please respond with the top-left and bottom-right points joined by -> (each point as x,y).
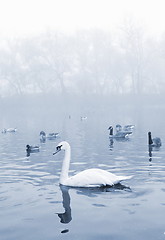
60,145 -> 71,184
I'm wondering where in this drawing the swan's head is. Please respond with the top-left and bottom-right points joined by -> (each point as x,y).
53,141 -> 70,155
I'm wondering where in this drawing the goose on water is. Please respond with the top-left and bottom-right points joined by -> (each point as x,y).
116,124 -> 135,132
115,124 -> 122,132
148,132 -> 161,147
53,141 -> 132,187
108,126 -> 132,138
123,125 -> 135,131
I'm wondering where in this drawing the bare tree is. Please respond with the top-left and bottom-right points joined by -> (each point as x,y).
119,17 -> 146,95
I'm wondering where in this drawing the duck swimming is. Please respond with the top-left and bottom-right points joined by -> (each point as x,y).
81,116 -> 87,121
53,141 -> 132,187
40,131 -> 59,141
2,128 -> 17,133
26,145 -> 40,152
108,126 -> 132,138
148,132 -> 162,147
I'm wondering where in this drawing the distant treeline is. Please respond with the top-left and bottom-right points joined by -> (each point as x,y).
0,22 -> 165,98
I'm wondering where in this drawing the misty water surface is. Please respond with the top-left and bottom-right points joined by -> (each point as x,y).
0,103 -> 165,240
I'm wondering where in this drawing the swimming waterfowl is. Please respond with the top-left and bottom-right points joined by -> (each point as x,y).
26,144 -> 40,152
115,124 -> 122,132
53,141 -> 132,187
123,125 -> 135,131
2,128 -> 17,133
81,116 -> 87,121
108,126 -> 132,138
40,131 -> 59,141
148,132 -> 161,147
116,124 -> 135,132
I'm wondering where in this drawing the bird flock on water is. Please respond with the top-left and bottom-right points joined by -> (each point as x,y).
1,118 -> 162,188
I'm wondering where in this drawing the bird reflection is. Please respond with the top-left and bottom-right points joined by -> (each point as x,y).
26,150 -> 30,157
40,138 -> 46,143
148,144 -> 161,162
148,145 -> 153,162
115,137 -> 130,142
109,138 -> 114,150
76,183 -> 131,196
57,185 -> 72,224
57,183 -> 131,234
109,136 -> 130,151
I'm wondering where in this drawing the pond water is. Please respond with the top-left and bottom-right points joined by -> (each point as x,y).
0,103 -> 165,240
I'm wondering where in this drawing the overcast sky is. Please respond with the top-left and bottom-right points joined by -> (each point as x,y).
0,0 -> 165,38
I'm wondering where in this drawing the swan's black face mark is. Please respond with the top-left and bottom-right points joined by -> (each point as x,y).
53,145 -> 62,155
57,145 -> 62,151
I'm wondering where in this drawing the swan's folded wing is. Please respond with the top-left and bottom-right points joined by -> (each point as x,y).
63,168 -> 126,187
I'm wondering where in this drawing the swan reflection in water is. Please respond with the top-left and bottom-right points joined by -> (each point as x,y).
57,183 -> 131,232
57,185 -> 72,224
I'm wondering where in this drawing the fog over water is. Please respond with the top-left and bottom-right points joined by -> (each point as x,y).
0,1 -> 165,100
1,1 -> 165,239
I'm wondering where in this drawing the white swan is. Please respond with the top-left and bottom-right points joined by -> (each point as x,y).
53,141 -> 132,187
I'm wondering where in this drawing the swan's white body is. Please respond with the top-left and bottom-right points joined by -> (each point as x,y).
54,141 -> 132,187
